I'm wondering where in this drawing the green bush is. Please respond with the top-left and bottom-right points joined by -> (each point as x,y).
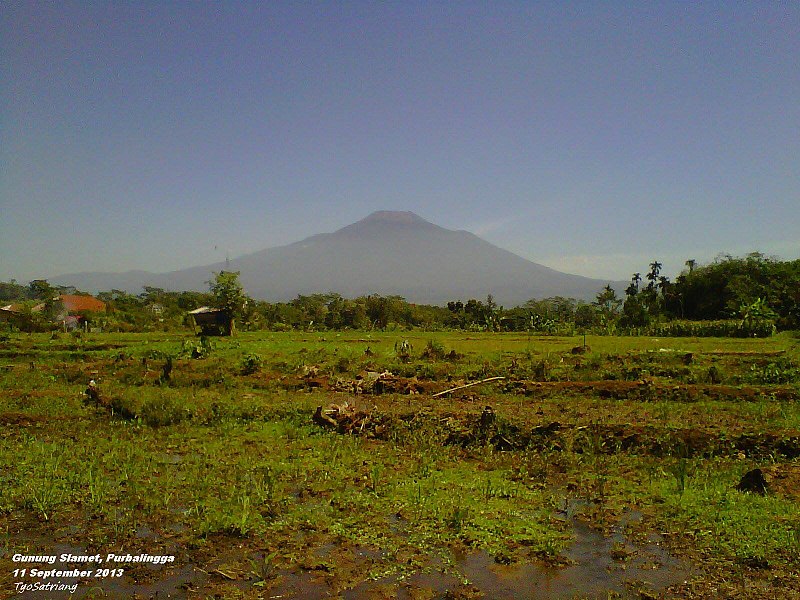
240,353 -> 264,375
140,395 -> 189,426
110,390 -> 190,426
646,319 -> 775,338
421,339 -> 446,360
110,396 -> 138,421
182,336 -> 214,359
748,359 -> 799,384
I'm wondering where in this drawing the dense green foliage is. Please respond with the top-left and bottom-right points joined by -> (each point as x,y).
673,253 -> 800,329
619,253 -> 799,333
2,253 -> 798,335
648,319 -> 776,338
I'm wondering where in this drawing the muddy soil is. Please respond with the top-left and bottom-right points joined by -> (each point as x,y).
506,380 -> 799,402
4,514 -> 693,600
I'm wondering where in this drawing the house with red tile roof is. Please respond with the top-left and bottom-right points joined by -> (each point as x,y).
55,294 -> 106,330
1,295 -> 106,331
59,294 -> 106,313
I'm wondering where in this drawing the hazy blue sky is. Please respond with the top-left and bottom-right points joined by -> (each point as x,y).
2,2 -> 798,285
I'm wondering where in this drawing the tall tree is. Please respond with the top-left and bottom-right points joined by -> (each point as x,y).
646,261 -> 662,290
28,279 -> 55,301
0,280 -> 27,302
209,271 -> 248,335
28,279 -> 61,321
626,273 -> 641,297
594,285 -> 622,321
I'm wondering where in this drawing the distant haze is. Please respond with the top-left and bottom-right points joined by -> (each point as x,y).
51,211 -> 625,306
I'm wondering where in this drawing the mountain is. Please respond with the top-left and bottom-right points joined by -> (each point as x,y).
52,211 -> 624,306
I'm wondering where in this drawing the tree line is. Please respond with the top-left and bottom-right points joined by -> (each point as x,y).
2,253 -> 798,333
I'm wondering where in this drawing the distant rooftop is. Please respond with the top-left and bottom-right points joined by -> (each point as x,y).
59,294 -> 106,313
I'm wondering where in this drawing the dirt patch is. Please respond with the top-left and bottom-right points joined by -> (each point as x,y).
280,374 -> 331,391
329,372 -> 440,395
311,406 -> 800,459
313,403 -> 390,437
368,374 -> 436,395
738,464 -> 800,500
0,412 -> 57,426
506,380 -> 799,402
706,350 -> 786,356
517,422 -> 800,459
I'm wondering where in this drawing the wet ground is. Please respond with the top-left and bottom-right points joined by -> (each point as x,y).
8,511 -> 692,600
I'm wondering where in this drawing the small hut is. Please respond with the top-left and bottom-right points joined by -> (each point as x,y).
188,307 -> 232,336
0,305 -> 26,329
0,303 -> 45,331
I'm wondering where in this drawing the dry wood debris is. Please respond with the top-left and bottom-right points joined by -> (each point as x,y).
312,402 -> 388,437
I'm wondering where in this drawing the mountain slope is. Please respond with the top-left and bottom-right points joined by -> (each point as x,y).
52,211 -> 623,306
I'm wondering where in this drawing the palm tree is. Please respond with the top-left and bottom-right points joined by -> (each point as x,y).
645,262 -> 662,294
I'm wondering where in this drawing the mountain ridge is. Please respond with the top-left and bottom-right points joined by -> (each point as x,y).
52,211 -> 625,306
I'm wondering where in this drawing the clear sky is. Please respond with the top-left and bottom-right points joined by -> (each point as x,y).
2,2 -> 798,284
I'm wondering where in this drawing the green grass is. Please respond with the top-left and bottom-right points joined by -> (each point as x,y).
0,329 -> 798,596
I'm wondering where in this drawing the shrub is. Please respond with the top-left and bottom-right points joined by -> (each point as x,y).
140,395 -> 189,427
749,359 -> 799,384
240,353 -> 264,375
182,336 -> 214,359
110,390 -> 190,426
421,339 -> 447,360
646,319 -> 775,338
334,356 -> 352,373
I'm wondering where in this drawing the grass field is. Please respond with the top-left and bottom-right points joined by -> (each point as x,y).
1,330 -> 799,599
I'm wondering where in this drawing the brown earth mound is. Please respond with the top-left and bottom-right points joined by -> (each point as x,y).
310,406 -> 800,459
506,380 -> 799,402
0,412 -> 64,426
738,464 -> 800,500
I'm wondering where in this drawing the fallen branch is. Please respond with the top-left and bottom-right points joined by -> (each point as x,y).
432,376 -> 506,398
211,569 -> 237,580
313,406 -> 339,429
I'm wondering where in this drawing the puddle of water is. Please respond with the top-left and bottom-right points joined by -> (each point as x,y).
343,569 -> 455,600
6,507 -> 690,599
92,565 -> 205,599
342,510 -> 690,600
449,518 -> 691,600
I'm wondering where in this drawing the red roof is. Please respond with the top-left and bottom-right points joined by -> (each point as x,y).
59,295 -> 106,313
